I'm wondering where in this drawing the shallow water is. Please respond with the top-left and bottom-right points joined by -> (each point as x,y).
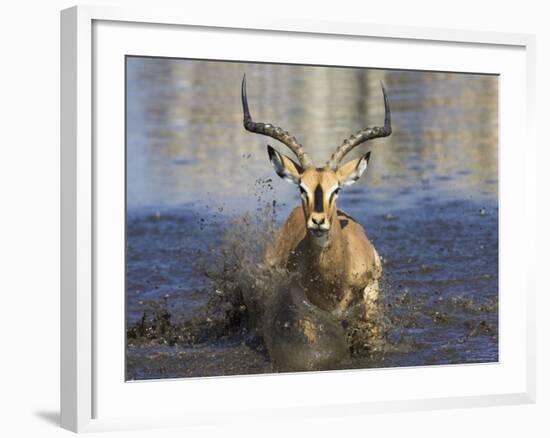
126,57 -> 498,380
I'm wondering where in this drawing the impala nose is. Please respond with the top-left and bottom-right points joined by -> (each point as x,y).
311,217 -> 325,226
308,215 -> 329,236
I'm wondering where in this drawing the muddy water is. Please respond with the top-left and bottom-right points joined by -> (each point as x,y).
125,57 -> 498,380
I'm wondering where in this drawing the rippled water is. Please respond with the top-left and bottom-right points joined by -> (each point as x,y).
125,57 -> 498,380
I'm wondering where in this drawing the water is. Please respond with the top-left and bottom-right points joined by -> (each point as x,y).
125,57 -> 498,380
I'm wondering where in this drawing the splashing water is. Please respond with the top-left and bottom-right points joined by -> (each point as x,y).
125,61 -> 498,379
126,177 -> 408,378
126,177 -> 497,379
127,181 -> 406,377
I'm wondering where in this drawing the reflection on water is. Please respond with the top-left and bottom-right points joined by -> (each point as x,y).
126,57 -> 498,379
127,57 -> 497,214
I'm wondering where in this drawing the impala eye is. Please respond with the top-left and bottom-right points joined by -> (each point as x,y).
330,187 -> 341,203
299,186 -> 307,197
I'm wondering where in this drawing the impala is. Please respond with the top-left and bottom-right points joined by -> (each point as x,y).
241,75 -> 391,321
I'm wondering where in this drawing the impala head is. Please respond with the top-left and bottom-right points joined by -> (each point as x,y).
241,75 -> 391,246
266,147 -> 372,245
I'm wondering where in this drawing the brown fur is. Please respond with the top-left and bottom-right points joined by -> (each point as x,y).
265,151 -> 381,320
265,205 -> 381,319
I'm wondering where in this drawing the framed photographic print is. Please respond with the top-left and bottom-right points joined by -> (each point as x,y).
61,5 -> 536,433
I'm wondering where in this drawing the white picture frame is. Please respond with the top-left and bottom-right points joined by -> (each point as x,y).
60,4 -> 536,433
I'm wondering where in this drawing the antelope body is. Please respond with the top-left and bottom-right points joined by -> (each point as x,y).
241,75 -> 391,321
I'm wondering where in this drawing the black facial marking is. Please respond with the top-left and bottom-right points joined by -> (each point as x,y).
339,219 -> 349,229
314,184 -> 324,212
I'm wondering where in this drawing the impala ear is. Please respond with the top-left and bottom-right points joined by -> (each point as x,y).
337,151 -> 371,186
267,145 -> 303,185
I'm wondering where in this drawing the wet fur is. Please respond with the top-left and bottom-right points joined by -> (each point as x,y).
265,206 -> 382,319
